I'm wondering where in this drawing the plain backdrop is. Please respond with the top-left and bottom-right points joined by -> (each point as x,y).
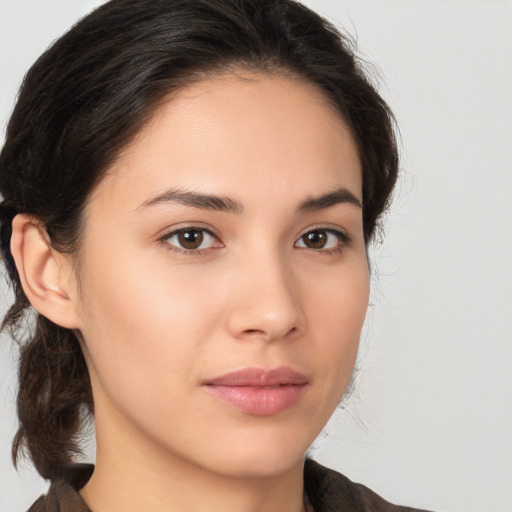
1,1 -> 511,511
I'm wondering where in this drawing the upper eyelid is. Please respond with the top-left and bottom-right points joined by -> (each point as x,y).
157,223 -> 220,240
297,225 -> 351,240
295,228 -> 351,247
158,226 -> 221,255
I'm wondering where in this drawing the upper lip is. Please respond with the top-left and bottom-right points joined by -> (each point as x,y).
203,366 -> 309,387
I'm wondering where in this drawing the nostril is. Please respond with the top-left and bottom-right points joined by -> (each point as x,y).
240,326 -> 299,341
242,329 -> 265,336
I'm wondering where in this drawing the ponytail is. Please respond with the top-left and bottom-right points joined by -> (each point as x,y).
1,207 -> 93,480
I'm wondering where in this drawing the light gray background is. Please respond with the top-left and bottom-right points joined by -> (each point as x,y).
1,1 -> 511,511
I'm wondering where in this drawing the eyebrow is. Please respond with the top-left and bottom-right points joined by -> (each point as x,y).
298,187 -> 362,212
137,186 -> 361,213
137,188 -> 244,214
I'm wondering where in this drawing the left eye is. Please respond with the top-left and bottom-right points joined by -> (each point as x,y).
295,229 -> 346,250
163,228 -> 218,251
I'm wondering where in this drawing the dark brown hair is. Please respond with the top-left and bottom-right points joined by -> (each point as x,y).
0,0 -> 399,480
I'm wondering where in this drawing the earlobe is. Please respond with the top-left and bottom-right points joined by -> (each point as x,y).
10,214 -> 81,329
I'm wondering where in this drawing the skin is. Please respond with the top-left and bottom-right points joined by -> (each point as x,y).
12,73 -> 369,512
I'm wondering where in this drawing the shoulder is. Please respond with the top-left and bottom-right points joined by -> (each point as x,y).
304,459 -> 433,512
26,464 -> 93,512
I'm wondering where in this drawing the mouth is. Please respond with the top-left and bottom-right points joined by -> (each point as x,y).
202,367 -> 309,416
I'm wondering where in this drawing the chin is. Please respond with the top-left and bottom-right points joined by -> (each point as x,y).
191,425 -> 317,480
210,451 -> 305,480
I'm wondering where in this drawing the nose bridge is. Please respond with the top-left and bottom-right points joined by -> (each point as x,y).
226,244 -> 305,341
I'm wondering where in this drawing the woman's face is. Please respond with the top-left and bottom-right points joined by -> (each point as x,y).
73,73 -> 369,478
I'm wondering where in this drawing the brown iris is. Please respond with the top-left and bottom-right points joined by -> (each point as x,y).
177,229 -> 204,250
301,230 -> 328,249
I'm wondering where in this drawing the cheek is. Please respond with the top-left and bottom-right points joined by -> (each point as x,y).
75,245 -> 224,405
308,248 -> 369,327
306,259 -> 369,398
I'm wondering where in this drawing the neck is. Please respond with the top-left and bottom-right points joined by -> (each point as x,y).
81,450 -> 305,512
80,407 -> 306,512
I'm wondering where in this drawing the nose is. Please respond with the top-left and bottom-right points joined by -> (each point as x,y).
225,252 -> 306,343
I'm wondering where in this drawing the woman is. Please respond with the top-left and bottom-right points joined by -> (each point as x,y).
0,0 -> 429,510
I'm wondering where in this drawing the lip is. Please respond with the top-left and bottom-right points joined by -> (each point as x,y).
203,367 -> 309,416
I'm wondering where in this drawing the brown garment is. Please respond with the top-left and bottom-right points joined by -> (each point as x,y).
303,460 -> 432,512
27,459 -> 432,512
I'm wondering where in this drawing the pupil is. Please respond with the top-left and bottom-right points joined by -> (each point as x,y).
305,230 -> 326,248
178,230 -> 203,249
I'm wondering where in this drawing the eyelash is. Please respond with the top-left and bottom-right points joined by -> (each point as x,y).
158,226 -> 352,256
295,227 -> 352,254
158,226 -> 222,256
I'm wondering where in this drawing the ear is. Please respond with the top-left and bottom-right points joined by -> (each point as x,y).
10,214 -> 81,329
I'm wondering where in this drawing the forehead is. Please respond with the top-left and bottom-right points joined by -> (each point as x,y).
90,73 -> 362,214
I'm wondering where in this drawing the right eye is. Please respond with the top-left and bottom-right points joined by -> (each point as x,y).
161,227 -> 221,253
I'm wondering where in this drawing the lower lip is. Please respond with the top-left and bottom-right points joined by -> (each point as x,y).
204,384 -> 308,416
